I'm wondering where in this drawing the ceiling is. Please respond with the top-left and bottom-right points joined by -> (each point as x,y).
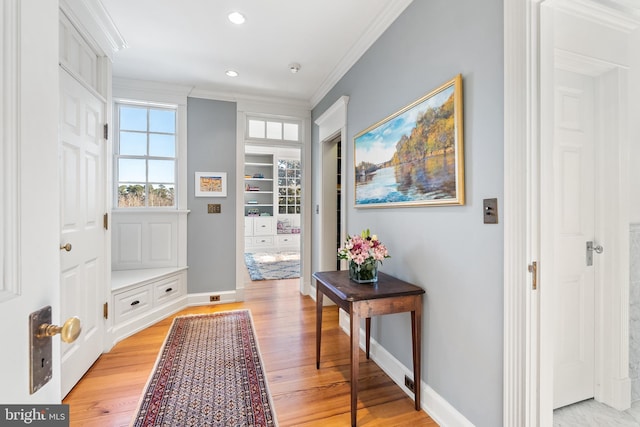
99,0 -> 413,106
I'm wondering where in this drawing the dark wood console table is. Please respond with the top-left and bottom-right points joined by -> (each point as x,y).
313,270 -> 425,427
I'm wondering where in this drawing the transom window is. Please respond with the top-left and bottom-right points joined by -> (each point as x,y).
247,118 -> 300,141
115,103 -> 177,208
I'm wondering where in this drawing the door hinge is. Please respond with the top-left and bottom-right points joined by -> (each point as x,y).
103,213 -> 108,230
103,123 -> 108,140
528,261 -> 538,290
103,302 -> 108,319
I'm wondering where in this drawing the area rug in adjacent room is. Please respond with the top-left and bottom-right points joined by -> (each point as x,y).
244,251 -> 300,281
131,310 -> 278,427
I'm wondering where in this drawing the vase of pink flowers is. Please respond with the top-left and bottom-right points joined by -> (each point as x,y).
338,229 -> 390,284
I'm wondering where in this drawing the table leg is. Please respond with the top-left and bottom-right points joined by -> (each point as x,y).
365,317 -> 371,359
316,286 -> 323,369
411,300 -> 422,411
350,305 -> 360,427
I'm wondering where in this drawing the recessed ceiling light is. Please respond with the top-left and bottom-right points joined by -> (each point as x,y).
225,70 -> 239,77
228,12 -> 245,25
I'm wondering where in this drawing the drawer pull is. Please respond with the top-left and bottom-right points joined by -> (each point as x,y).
165,287 -> 173,293
130,300 -> 140,306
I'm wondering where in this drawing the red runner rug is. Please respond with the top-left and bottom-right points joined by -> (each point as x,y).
131,310 -> 278,426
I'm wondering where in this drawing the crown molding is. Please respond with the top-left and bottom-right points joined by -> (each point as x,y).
113,77 -> 191,105
550,0 -> 640,33
189,88 -> 312,111
59,0 -> 127,60
310,0 -> 414,108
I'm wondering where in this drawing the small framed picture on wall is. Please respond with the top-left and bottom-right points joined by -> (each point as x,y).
195,172 -> 227,197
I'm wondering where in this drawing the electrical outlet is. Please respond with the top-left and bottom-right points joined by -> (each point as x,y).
209,295 -> 221,302
207,204 -> 221,214
404,375 -> 415,393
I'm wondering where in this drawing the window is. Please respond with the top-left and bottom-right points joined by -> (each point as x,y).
278,159 -> 301,214
247,118 -> 300,142
115,103 -> 177,208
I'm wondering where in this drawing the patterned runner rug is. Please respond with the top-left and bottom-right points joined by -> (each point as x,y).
244,252 -> 300,281
131,310 -> 278,427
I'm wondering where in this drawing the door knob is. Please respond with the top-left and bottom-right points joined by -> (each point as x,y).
586,241 -> 604,266
60,243 -> 72,252
37,316 -> 81,343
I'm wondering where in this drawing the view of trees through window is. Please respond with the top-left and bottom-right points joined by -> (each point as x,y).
116,104 -> 176,207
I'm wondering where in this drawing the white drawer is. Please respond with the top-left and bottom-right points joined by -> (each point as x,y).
250,236 -> 275,247
253,217 -> 275,235
276,234 -> 300,247
114,285 -> 151,324
152,275 -> 182,305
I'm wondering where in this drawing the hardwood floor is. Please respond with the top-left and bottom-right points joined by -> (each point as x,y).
63,275 -> 437,426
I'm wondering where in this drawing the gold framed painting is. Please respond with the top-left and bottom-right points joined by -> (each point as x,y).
354,74 -> 464,208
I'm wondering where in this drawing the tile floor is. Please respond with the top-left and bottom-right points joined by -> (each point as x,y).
554,399 -> 640,426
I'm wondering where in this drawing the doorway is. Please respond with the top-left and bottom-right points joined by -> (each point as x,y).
503,1 -> 639,424
320,134 -> 342,271
243,143 -> 303,283
537,0 -> 634,422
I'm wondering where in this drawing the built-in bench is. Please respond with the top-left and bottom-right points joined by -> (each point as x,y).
110,267 -> 188,345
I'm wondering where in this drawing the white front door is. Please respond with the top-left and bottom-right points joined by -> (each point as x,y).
552,68 -> 597,409
0,0 -> 61,404
59,69 -> 106,397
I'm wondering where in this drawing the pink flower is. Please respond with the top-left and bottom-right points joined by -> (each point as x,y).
337,229 -> 390,266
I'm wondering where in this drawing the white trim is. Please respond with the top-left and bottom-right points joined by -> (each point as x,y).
113,77 -> 190,106
338,311 -> 473,427
190,88 -> 311,111
315,96 -> 349,274
503,0 -> 541,425
58,0 -> 127,61
0,0 -> 20,302
551,0 -> 640,33
309,0 -> 414,108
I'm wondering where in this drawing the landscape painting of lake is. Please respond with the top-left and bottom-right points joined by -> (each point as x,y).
354,75 -> 464,208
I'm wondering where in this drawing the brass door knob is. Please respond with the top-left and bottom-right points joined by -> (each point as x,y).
60,243 -> 72,252
37,317 -> 81,343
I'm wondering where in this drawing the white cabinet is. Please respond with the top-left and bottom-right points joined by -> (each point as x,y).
245,217 -> 276,250
276,234 -> 300,248
111,267 -> 187,343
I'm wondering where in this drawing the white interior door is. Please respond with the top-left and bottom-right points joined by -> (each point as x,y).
59,69 -> 106,397
552,68 -> 597,409
0,0 -> 61,403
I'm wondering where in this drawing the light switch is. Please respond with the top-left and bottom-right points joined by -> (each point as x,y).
483,198 -> 498,224
207,204 -> 221,214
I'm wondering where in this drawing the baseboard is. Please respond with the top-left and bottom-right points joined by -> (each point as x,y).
186,290 -> 239,306
338,311 -> 473,427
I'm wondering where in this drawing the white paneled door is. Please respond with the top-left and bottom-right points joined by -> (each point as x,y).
552,68 -> 597,409
59,69 -> 106,397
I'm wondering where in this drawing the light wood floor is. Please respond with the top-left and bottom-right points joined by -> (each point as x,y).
63,274 -> 437,426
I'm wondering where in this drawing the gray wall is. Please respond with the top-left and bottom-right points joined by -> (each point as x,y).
311,1 -> 504,426
187,97 -> 237,293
